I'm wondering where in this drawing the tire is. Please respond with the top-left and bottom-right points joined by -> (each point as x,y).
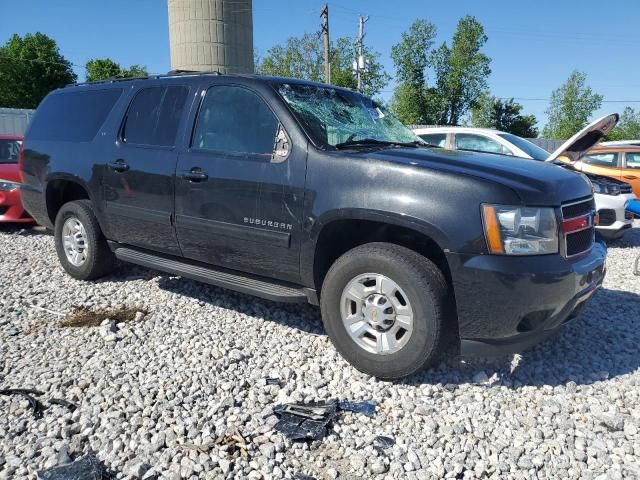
54,200 -> 115,280
320,243 -> 449,380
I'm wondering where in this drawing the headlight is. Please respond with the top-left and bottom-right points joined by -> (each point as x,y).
591,180 -> 620,196
0,181 -> 18,192
482,204 -> 559,255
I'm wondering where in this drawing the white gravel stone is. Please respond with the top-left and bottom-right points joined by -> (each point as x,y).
0,223 -> 639,479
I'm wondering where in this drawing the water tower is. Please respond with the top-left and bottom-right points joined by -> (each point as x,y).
167,0 -> 254,74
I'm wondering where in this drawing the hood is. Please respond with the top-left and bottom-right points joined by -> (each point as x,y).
546,114 -> 619,163
367,147 -> 593,205
0,163 -> 20,183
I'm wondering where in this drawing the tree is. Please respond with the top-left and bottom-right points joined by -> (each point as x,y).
85,58 -> 148,82
256,33 -> 390,97
606,107 -> 640,140
389,16 -> 491,126
0,32 -> 76,109
469,94 -> 538,137
430,16 -> 491,125
543,71 -> 603,139
389,20 -> 437,124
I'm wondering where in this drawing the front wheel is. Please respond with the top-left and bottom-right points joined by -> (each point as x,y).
54,200 -> 115,280
320,243 -> 449,380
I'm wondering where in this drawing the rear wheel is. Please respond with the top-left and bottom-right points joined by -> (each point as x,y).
320,243 -> 449,379
54,200 -> 115,280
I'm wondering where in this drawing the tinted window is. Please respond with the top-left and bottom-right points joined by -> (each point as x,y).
583,153 -> 618,167
497,133 -> 550,161
193,86 -> 278,155
28,89 -> 122,142
122,86 -> 188,146
455,133 -> 511,155
419,133 -> 447,147
625,152 -> 640,169
0,139 -> 21,164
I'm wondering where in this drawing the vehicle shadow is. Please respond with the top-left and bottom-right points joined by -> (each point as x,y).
0,223 -> 47,236
155,274 -> 324,336
102,262 -> 639,388
606,222 -> 640,248
406,287 -> 640,388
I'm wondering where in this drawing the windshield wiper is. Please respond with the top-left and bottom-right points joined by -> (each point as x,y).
334,138 -> 423,150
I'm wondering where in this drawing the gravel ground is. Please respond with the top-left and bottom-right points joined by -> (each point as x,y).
1,222 -> 639,480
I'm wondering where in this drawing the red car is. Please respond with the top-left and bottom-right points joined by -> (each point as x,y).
0,135 -> 32,223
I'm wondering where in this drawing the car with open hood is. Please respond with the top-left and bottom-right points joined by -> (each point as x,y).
20,73 -> 605,379
415,118 -> 635,240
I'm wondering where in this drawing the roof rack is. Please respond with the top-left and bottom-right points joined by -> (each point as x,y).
68,69 -> 223,87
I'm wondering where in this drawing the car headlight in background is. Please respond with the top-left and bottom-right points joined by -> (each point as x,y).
591,179 -> 620,196
482,204 -> 559,255
0,181 -> 19,192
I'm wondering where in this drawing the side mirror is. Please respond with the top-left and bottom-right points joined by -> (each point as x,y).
272,125 -> 291,164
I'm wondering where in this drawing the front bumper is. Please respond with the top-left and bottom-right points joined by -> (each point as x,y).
447,241 -> 606,357
594,192 -> 635,239
0,188 -> 33,223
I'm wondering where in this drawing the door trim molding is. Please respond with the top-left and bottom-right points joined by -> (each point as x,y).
175,214 -> 291,248
105,203 -> 172,225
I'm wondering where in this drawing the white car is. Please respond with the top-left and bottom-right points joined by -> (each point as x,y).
414,125 -> 636,240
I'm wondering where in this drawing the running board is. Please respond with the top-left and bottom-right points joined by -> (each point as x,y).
114,247 -> 314,304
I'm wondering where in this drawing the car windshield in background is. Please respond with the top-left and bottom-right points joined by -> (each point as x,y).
497,133 -> 550,161
277,83 -> 423,149
0,139 -> 21,164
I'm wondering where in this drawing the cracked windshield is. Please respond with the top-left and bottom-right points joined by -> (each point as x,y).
278,83 -> 423,149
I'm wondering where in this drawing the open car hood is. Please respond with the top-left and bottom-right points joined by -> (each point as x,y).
546,113 -> 619,163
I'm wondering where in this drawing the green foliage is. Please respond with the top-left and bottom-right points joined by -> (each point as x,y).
606,107 -> 640,141
389,16 -> 491,126
390,20 -> 437,87
0,32 -> 76,109
543,71 -> 603,140
85,58 -> 148,82
469,93 -> 538,137
256,33 -> 390,97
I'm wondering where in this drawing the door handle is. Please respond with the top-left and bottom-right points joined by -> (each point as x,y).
108,159 -> 129,173
182,168 -> 208,182
623,175 -> 638,180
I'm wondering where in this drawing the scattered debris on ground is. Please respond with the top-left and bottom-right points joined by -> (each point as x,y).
0,388 -> 78,418
36,453 -> 110,480
273,400 -> 377,441
59,306 -> 147,328
180,431 -> 249,458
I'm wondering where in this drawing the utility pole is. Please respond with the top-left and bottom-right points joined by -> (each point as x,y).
355,15 -> 369,92
321,4 -> 331,84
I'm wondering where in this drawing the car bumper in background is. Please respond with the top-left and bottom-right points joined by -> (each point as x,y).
594,192 -> 635,239
0,188 -> 33,223
447,241 -> 607,357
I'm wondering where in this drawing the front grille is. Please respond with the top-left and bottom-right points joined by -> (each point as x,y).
562,197 -> 595,258
598,209 -> 616,226
566,228 -> 594,257
0,206 -> 8,215
562,198 -> 594,219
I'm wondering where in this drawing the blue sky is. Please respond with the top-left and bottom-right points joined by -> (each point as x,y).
2,0 -> 640,129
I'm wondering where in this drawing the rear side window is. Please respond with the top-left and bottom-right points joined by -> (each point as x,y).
583,153 -> 618,167
625,152 -> 640,169
0,139 -> 21,164
122,86 -> 189,147
455,133 -> 512,155
28,89 -> 122,142
192,86 -> 279,155
418,133 -> 447,147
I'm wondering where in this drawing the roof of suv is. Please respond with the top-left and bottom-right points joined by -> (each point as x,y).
68,71 -> 356,93
591,144 -> 640,152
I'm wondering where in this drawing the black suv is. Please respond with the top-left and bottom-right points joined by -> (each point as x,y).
20,73 -> 606,379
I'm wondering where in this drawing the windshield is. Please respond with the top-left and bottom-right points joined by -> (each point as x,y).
497,133 -> 549,161
277,83 -> 422,149
0,139 -> 21,164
